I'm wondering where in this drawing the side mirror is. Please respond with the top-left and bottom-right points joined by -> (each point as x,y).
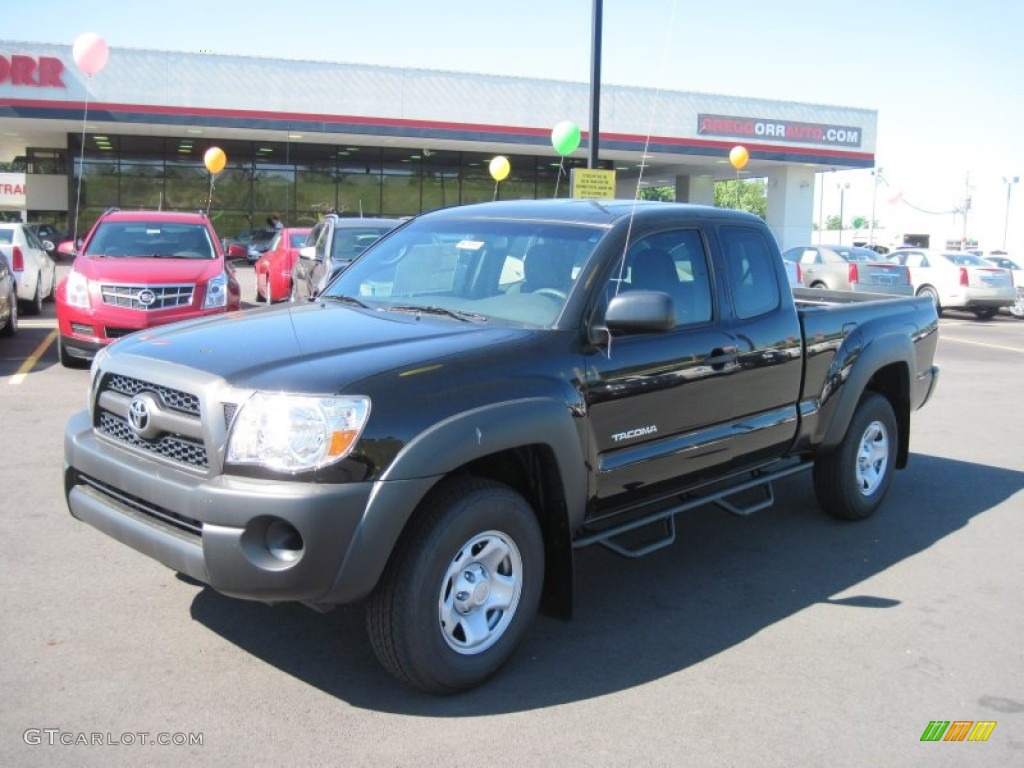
226,243 -> 247,260
299,245 -> 317,261
603,291 -> 676,334
58,240 -> 77,258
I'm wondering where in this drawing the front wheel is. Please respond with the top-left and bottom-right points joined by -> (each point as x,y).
813,392 -> 897,521
366,477 -> 544,694
1009,300 -> 1024,319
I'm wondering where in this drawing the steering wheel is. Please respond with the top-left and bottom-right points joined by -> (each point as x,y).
532,288 -> 567,301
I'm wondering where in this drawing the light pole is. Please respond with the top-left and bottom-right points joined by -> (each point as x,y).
869,167 -> 883,247
1004,176 -> 1019,250
837,182 -> 850,244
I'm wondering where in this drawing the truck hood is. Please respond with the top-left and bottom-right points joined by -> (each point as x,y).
109,301 -> 531,392
75,255 -> 224,282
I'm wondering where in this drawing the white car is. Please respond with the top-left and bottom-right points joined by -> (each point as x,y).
982,254 -> 1024,319
0,222 -> 57,315
889,248 -> 1016,319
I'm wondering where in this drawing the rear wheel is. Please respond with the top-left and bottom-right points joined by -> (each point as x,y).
21,275 -> 43,316
813,392 -> 897,521
1011,300 -> 1024,319
972,307 -> 998,320
917,285 -> 941,316
0,287 -> 16,337
366,477 -> 544,694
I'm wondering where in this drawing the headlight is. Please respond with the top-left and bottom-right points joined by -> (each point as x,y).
226,393 -> 371,472
65,268 -> 91,308
203,272 -> 228,309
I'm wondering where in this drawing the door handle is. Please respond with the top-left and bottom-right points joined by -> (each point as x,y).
706,346 -> 737,370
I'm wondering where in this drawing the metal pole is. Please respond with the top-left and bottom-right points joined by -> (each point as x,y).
1004,176 -> 1018,250
588,0 -> 602,169
869,167 -> 882,247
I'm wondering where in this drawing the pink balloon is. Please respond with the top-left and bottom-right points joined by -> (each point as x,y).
73,33 -> 109,77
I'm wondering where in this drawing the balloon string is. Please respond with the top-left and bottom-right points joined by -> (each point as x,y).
493,182 -> 499,202
207,174 -> 215,215
73,76 -> 91,249
554,158 -> 565,199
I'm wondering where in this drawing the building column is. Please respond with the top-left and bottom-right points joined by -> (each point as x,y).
765,167 -> 816,251
675,175 -> 715,205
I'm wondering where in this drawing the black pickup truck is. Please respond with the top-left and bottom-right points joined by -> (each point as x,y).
64,200 -> 939,693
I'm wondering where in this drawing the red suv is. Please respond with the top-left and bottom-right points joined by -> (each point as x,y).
56,209 -> 244,367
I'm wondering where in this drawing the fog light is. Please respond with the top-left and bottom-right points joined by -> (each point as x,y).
265,520 -> 304,563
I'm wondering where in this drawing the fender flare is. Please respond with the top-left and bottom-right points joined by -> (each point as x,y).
817,330 -> 912,462
323,397 -> 587,604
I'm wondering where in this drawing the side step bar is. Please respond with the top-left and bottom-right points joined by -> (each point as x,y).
573,461 -> 813,559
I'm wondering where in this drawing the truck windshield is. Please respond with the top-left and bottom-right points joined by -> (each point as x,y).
322,217 -> 605,327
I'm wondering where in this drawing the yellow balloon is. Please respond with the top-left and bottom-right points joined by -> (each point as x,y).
489,155 -> 510,182
729,145 -> 749,171
204,147 -> 227,174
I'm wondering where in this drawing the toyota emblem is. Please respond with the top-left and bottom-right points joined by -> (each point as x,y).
128,396 -> 151,435
138,289 -> 156,307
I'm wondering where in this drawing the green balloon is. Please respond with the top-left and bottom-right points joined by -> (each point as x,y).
551,121 -> 581,156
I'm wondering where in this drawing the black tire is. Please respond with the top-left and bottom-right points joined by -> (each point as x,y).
813,392 -> 897,521
0,287 -> 16,337
972,307 -> 998,320
366,476 -> 544,694
22,275 -> 43,316
917,285 -> 941,316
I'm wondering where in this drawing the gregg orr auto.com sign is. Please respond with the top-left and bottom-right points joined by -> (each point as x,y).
698,113 -> 862,147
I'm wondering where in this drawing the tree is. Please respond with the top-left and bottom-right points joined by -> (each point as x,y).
825,214 -> 842,230
714,179 -> 767,219
637,186 -> 675,202
851,215 -> 868,229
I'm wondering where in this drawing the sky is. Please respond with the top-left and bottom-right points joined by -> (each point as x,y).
4,0 -> 1023,251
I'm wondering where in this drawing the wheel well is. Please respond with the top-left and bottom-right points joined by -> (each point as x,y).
434,445 -> 575,620
864,362 -> 911,468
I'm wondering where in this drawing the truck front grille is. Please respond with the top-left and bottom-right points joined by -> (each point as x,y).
95,373 -> 208,469
106,374 -> 201,416
98,412 -> 208,468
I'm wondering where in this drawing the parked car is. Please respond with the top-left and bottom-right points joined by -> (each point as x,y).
982,254 -> 1024,318
291,215 -> 403,301
781,245 -> 913,296
0,222 -> 57,315
783,258 -> 802,287
889,248 -> 1016,319
253,226 -> 313,303
55,209 -> 245,367
0,254 -> 17,337
25,222 -> 67,259
245,228 -> 278,264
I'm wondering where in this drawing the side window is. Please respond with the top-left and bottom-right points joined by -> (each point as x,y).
719,226 -> 781,320
618,228 -> 713,326
798,248 -> 819,265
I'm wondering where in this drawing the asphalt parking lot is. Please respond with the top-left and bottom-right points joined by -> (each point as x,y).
1,262 -> 1022,767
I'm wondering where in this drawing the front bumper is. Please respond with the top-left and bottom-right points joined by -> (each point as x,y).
64,409 -> 432,605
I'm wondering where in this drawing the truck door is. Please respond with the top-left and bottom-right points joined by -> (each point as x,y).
584,225 -> 803,520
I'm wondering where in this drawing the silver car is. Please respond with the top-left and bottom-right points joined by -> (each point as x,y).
782,245 -> 913,296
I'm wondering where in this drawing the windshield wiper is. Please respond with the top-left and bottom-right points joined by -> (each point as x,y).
386,304 -> 487,322
322,294 -> 370,309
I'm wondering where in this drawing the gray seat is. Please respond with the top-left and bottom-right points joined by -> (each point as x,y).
521,244 -> 574,294
629,248 -> 678,292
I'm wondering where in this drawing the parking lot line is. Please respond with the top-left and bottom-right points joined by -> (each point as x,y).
941,335 -> 1024,354
8,329 -> 57,385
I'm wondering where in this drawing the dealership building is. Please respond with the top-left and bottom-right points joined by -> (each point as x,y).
0,40 -> 876,249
